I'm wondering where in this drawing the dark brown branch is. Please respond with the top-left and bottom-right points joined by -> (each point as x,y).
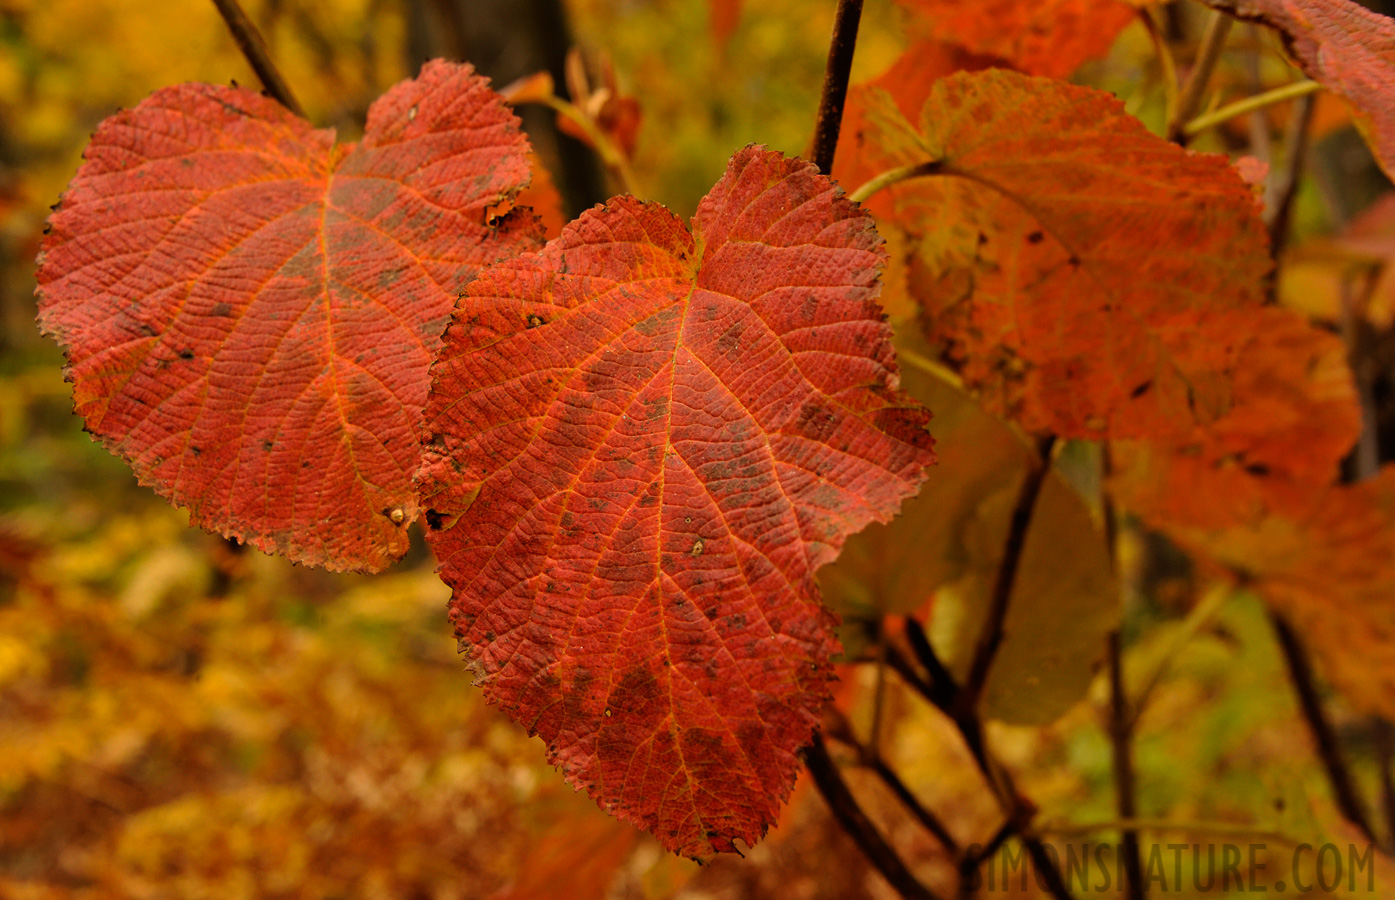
959,820 -> 1015,899
1109,631 -> 1146,900
1270,610 -> 1378,845
805,734 -> 943,900
1167,11 -> 1232,143
960,436 -> 1056,711
810,0 -> 864,173
903,616 -> 958,709
1376,720 -> 1395,852
209,0 -> 307,118
1265,92 -> 1316,255
891,621 -> 1075,900
821,705 -> 959,853
887,642 -> 937,705
868,756 -> 960,854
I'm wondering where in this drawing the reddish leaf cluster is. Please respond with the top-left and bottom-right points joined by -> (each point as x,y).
36,65 -> 935,857
835,8 -> 1395,717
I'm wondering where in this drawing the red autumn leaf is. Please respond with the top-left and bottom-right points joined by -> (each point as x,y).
1200,0 -> 1395,180
894,0 -> 1137,78
1110,306 -> 1360,532
35,60 -> 539,572
849,69 -> 1272,440
517,152 -> 567,240
417,145 -> 935,858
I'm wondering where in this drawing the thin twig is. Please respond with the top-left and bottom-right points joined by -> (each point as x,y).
209,0 -> 307,118
869,756 -> 960,855
903,616 -> 958,709
887,642 -> 937,704
1168,11 -> 1233,143
1270,610 -> 1379,845
810,0 -> 865,173
805,734 -> 943,900
960,436 -> 1056,712
958,820 -> 1014,899
1183,80 -> 1322,140
1265,91 -> 1316,254
821,706 -> 959,852
1108,631 -> 1145,900
892,620 -> 1075,900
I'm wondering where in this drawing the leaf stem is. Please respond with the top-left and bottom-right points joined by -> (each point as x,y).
209,0 -> 307,118
1108,631 -> 1146,900
540,96 -> 644,198
810,0 -> 865,173
1270,609 -> 1379,845
1182,80 -> 1323,139
804,734 -> 944,900
959,436 -> 1056,711
849,161 -> 944,205
1167,10 -> 1233,143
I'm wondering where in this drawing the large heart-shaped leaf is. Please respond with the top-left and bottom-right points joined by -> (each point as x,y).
36,60 -> 539,572
418,146 -> 936,858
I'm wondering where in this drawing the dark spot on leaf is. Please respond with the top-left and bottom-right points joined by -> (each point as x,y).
1026,231 -> 1044,244
211,302 -> 233,317
1130,380 -> 1153,398
177,348 -> 194,360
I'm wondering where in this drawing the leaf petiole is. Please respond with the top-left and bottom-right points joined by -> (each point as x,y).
538,95 -> 645,198
1182,79 -> 1323,139
848,160 -> 943,205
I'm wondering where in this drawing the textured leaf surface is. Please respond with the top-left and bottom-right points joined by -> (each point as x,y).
895,0 -> 1137,78
1201,0 -> 1395,180
35,61 -> 539,571
849,69 -> 1272,440
418,146 -> 935,858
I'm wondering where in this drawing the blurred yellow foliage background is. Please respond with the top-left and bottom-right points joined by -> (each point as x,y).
0,1 -> 1390,897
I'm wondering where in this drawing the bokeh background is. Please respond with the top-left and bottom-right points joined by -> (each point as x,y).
1,2 -> 1391,897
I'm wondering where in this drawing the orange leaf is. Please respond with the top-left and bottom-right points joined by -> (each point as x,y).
894,0 -> 1138,78
850,69 -> 1272,440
